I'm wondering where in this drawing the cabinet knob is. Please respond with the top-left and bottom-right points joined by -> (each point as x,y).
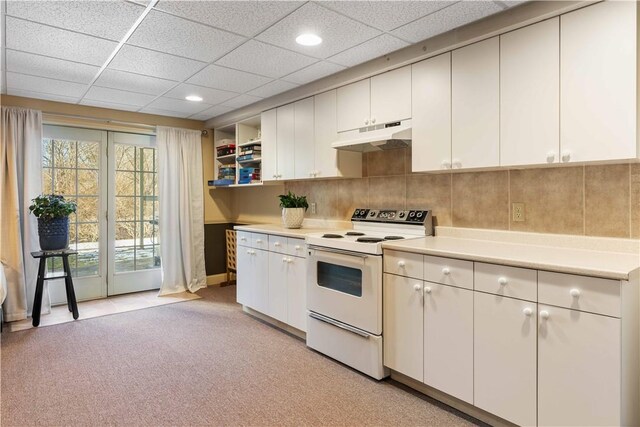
272,174 -> 277,179
246,249 -> 251,255
540,310 -> 550,320
256,239 -> 263,244
397,261 -> 406,268
287,258 -> 293,263
561,151 -> 571,163
424,286 -> 432,294
441,160 -> 451,169
295,245 -> 302,250
364,118 -> 369,125
413,284 -> 422,291
442,267 -> 451,275
546,151 -> 556,163
371,117 -> 376,124
240,237 -> 247,241
570,288 -> 581,298
452,159 -> 462,169
282,257 -> 287,263
274,242 -> 281,247
498,277 -> 508,285
523,307 -> 533,317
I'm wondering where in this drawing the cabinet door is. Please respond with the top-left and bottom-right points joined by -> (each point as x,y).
286,255 -> 307,332
383,273 -> 423,381
252,249 -> 269,314
294,97 -> 315,179
261,109 -> 278,182
411,53 -> 451,172
538,304 -> 621,427
370,65 -> 411,126
452,37 -> 500,169
336,79 -> 370,132
268,251 -> 288,323
474,292 -> 537,427
561,1 -> 637,163
236,246 -> 254,307
424,282 -> 473,403
276,104 -> 295,180
501,18 -> 559,167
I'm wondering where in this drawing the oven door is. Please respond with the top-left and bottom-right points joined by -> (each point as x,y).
307,245 -> 382,335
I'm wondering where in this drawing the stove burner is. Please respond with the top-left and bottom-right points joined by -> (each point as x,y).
322,233 -> 344,238
356,237 -> 385,243
345,231 -> 365,236
384,236 -> 405,240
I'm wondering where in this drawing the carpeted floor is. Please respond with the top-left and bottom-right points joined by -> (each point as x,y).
1,286 -> 482,426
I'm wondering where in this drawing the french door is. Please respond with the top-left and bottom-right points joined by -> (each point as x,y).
42,125 -> 160,304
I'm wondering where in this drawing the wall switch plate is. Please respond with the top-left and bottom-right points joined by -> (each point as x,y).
310,202 -> 317,215
512,203 -> 525,222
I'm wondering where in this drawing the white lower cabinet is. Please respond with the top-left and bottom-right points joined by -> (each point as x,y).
286,255 -> 307,332
268,252 -> 289,323
237,246 -> 268,313
474,292 -> 537,426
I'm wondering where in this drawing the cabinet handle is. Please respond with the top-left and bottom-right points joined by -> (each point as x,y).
523,307 -> 533,317
240,237 -> 247,241
498,277 -> 507,285
424,286 -> 432,294
274,242 -> 281,247
452,159 -> 462,169
364,118 -> 369,125
441,160 -> 451,169
540,310 -> 550,320
546,151 -> 556,163
282,257 -> 287,263
397,260 -> 406,268
413,284 -> 422,291
561,151 -> 571,163
294,245 -> 302,250
570,288 -> 581,298
371,117 -> 376,124
442,267 -> 451,275
272,174 -> 277,179
256,239 -> 263,244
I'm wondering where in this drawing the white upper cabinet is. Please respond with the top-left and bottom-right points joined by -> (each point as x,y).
501,18 -> 560,167
561,0 -> 637,163
336,79 -> 370,132
276,103 -> 295,180
412,52 -> 452,172
370,65 -> 412,126
452,37 -> 500,169
293,97 -> 315,179
261,109 -> 277,182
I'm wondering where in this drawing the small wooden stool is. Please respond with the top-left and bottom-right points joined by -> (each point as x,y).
30,250 -> 79,327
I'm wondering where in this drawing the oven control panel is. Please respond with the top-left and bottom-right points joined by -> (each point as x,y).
351,208 -> 431,225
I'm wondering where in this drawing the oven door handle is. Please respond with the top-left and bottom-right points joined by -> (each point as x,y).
309,312 -> 371,338
307,245 -> 369,259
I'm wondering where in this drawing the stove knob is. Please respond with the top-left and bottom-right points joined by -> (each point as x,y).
369,212 -> 375,217
409,211 -> 416,218
399,212 -> 406,218
417,212 -> 424,218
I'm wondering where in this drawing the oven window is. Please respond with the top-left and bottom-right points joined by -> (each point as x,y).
317,262 -> 363,297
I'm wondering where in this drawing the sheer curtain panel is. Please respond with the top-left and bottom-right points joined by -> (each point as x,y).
157,127 -> 206,295
1,106 -> 46,321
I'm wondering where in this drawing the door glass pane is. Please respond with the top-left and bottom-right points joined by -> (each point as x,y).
317,261 -> 363,297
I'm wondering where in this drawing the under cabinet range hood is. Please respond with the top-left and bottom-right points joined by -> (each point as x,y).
332,120 -> 412,152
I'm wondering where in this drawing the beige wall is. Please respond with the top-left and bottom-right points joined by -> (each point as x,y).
1,95 -> 230,223
228,184 -> 284,225
284,148 -> 640,239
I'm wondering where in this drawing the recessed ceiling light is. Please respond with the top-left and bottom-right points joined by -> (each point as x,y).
296,33 -> 322,46
185,95 -> 203,102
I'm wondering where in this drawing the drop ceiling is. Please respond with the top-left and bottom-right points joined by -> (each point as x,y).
0,0 -> 523,121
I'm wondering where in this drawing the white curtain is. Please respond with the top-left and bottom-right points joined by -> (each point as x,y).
157,126 -> 206,295
0,106 -> 47,321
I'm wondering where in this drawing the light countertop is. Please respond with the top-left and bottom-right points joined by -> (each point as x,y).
234,223 -> 347,239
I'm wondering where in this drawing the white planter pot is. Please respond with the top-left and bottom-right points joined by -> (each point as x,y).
282,207 -> 305,229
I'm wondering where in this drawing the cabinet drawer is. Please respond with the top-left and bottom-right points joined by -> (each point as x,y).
538,271 -> 621,317
237,231 -> 252,247
287,238 -> 306,258
268,235 -> 287,253
384,250 -> 423,279
424,256 -> 473,290
475,262 -> 537,302
251,233 -> 269,250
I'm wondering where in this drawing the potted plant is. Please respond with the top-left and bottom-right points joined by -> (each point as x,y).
29,194 -> 77,251
279,191 -> 308,229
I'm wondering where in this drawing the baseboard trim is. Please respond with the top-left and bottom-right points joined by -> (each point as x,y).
206,273 -> 231,286
243,306 -> 306,340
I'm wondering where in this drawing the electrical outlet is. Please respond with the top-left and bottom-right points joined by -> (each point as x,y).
512,203 -> 525,222
310,202 -> 317,215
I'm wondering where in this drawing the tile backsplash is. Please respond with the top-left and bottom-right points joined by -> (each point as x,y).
284,148 -> 640,239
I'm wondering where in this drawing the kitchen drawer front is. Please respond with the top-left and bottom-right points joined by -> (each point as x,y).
268,235 -> 287,253
251,233 -> 269,250
424,256 -> 473,290
475,262 -> 537,302
287,238 -> 307,258
237,231 -> 252,247
538,271 -> 621,317
383,250 -> 424,279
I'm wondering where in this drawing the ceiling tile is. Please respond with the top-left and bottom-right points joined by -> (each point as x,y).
164,83 -> 238,105
216,40 -> 317,79
83,86 -> 156,107
5,0 -> 145,41
154,1 -> 303,37
5,50 -> 99,84
79,99 -> 141,112
187,64 -> 271,93
109,45 -> 206,81
283,61 -> 345,85
128,10 -> 246,62
221,94 -> 263,109
145,97 -> 213,115
6,88 -> 80,104
320,1 -> 454,32
495,1 -> 528,9
6,72 -> 88,98
391,1 -> 505,43
256,2 -> 380,59
328,34 -> 409,67
188,105 -> 235,121
5,17 -> 118,66
247,80 -> 298,98
139,107 -> 191,118
94,69 -> 176,96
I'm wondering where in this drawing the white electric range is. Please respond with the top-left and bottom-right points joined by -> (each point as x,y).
305,208 -> 433,379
